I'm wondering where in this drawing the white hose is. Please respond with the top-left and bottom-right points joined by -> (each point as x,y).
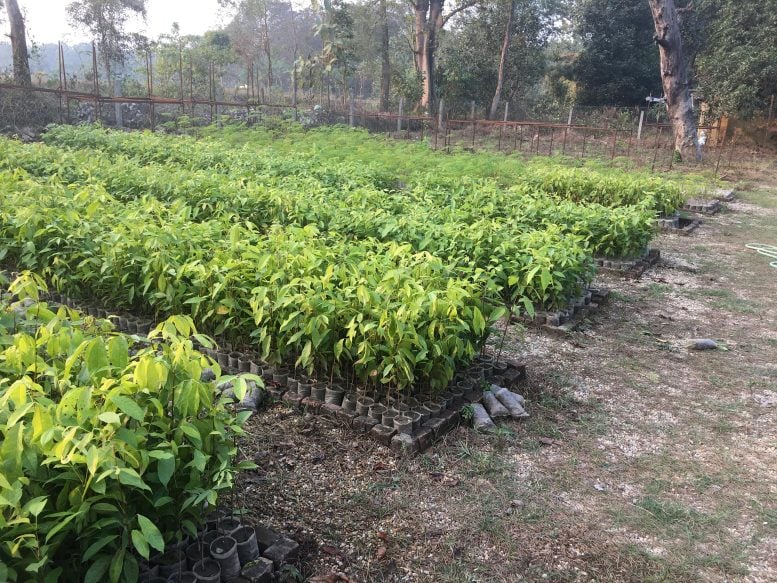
746,243 -> 777,269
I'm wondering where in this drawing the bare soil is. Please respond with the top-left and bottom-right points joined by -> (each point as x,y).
236,178 -> 777,582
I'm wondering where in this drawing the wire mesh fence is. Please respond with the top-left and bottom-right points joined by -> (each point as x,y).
1,42 -> 774,177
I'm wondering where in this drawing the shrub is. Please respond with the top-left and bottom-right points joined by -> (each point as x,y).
0,272 -> 253,582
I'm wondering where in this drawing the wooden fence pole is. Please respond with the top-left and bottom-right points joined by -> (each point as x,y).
92,41 -> 101,123
397,97 -> 404,133
471,100 -> 476,148
764,94 -> 775,145
292,67 -> 298,121
498,102 -> 508,151
548,127 -> 555,155
637,110 -> 645,140
714,126 -> 727,176
651,126 -> 663,172
610,129 -> 618,160
178,45 -> 185,115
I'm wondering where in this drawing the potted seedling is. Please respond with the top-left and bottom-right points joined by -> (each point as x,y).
210,536 -> 241,580
192,558 -> 220,583
232,526 -> 261,565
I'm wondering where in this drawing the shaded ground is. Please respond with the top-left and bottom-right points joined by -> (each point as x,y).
237,178 -> 777,582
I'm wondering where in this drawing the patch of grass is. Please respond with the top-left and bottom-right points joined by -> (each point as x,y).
609,290 -> 636,304
646,283 -> 673,299
523,417 -> 564,440
752,500 -> 777,533
433,561 -> 483,583
740,189 -> 777,208
536,388 -> 577,412
645,478 -> 672,496
635,496 -> 717,535
576,408 -> 608,437
621,544 -> 688,582
457,449 -> 510,478
682,287 -> 760,314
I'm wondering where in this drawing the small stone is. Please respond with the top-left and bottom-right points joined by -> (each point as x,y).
352,415 -> 369,432
334,408 -> 358,427
390,433 -> 419,456
321,402 -> 340,419
415,427 -> 433,452
254,525 -> 281,552
471,403 -> 497,433
300,397 -> 322,414
688,338 -> 718,350
423,417 -> 446,439
262,537 -> 299,567
370,424 -> 397,446
241,557 -> 274,583
281,392 -> 304,408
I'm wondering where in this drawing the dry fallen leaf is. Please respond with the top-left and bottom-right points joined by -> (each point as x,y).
376,545 -> 387,560
320,544 -> 343,557
309,574 -> 356,583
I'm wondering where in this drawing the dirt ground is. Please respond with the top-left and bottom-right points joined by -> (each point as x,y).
236,173 -> 777,582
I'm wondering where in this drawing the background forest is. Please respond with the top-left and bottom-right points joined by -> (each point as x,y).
0,0 -> 775,120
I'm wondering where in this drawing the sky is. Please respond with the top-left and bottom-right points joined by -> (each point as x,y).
17,0 -> 229,44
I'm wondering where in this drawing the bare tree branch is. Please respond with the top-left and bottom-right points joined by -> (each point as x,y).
441,0 -> 478,27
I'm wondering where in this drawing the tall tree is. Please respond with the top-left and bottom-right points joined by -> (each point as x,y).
439,0 -> 553,113
410,0 -> 475,112
573,0 -> 660,105
66,0 -> 148,82
692,0 -> 777,118
488,0 -> 516,119
2,0 -> 32,85
379,0 -> 391,110
647,0 -> 699,161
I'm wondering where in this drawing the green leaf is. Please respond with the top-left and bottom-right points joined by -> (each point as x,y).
117,468 -> 151,492
110,395 -> 145,421
137,515 -> 165,553
157,454 -> 174,488
85,339 -> 110,381
84,534 -> 119,562
83,555 -> 110,583
108,336 -> 129,371
109,547 -> 125,583
472,307 -> 486,335
179,421 -> 202,446
98,412 -> 122,425
24,496 -> 47,518
122,554 -> 139,583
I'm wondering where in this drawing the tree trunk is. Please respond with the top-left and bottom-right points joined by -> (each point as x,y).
412,0 -> 429,75
647,0 -> 700,161
262,3 -> 273,88
489,0 -> 515,120
379,0 -> 391,111
6,0 -> 31,86
421,0 -> 443,112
